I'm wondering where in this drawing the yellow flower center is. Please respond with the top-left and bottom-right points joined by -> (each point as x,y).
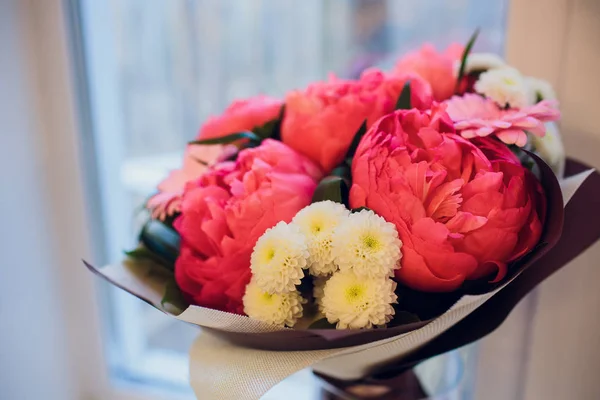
311,222 -> 322,234
361,233 -> 380,251
261,292 -> 274,304
261,246 -> 276,263
502,77 -> 516,86
345,284 -> 365,303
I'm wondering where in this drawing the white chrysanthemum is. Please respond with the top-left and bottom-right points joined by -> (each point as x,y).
332,209 -> 402,279
474,67 -> 529,108
454,52 -> 506,76
250,221 -> 308,294
321,271 -> 397,329
292,201 -> 350,276
525,76 -> 557,104
313,276 -> 328,313
243,280 -> 304,328
531,122 -> 566,178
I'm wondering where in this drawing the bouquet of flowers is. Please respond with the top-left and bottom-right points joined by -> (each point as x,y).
86,33 -> 600,399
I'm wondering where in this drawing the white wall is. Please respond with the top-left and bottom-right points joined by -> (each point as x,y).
475,0 -> 600,399
0,1 -> 75,398
0,1 -> 107,399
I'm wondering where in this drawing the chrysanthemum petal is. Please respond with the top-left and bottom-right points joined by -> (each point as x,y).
321,271 -> 397,329
250,221 -> 309,294
243,280 -> 305,327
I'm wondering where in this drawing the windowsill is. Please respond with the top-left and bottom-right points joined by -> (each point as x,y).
120,152 -> 183,194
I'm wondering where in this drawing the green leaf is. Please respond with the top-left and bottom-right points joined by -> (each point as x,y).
253,105 -> 285,140
123,245 -> 170,266
124,246 -> 154,259
270,105 -> 285,141
455,28 -> 480,93
139,220 -> 181,270
351,207 -> 372,213
395,81 -> 412,110
534,92 -> 544,104
308,318 -> 337,330
190,156 -> 209,166
189,131 -> 261,146
330,164 -> 351,181
311,176 -> 349,206
344,120 -> 368,163
161,278 -> 189,314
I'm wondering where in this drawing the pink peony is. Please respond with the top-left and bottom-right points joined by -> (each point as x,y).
147,95 -> 282,220
174,139 -> 322,314
392,43 -> 464,102
349,106 -> 545,292
146,144 -> 231,220
281,68 -> 433,173
198,95 -> 283,139
444,93 -> 560,147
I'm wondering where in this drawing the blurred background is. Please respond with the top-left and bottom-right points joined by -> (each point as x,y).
1,0 -> 599,399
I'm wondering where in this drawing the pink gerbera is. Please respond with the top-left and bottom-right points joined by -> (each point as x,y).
146,144 -> 234,220
444,93 -> 560,147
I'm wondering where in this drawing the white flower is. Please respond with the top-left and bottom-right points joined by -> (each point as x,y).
474,67 -> 529,108
531,122 -> 566,178
243,280 -> 305,328
250,221 -> 308,294
454,52 -> 506,76
321,271 -> 397,329
332,209 -> 402,279
526,76 -> 557,104
292,201 -> 350,276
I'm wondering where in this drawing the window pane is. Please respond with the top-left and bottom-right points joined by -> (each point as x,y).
78,0 -> 508,396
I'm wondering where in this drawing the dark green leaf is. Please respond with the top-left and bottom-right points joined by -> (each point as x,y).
455,28 -> 480,93
330,164 -> 351,181
395,81 -> 412,110
124,245 -> 171,267
344,120 -> 368,163
161,278 -> 189,314
253,105 -> 285,140
311,176 -> 349,206
139,220 -> 181,270
535,92 -> 544,104
125,246 -> 154,259
252,119 -> 277,140
308,318 -> 337,330
351,207 -> 372,213
189,131 -> 261,146
190,156 -> 209,166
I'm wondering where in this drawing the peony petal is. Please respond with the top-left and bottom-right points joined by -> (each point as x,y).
446,212 -> 488,233
426,178 -> 464,219
462,171 -> 503,200
396,246 -> 471,292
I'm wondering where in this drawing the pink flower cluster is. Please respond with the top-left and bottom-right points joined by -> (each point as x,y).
175,140 -> 321,313
143,42 -> 557,312
350,106 -> 545,291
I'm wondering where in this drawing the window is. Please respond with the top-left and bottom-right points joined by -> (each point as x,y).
77,0 -> 508,397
